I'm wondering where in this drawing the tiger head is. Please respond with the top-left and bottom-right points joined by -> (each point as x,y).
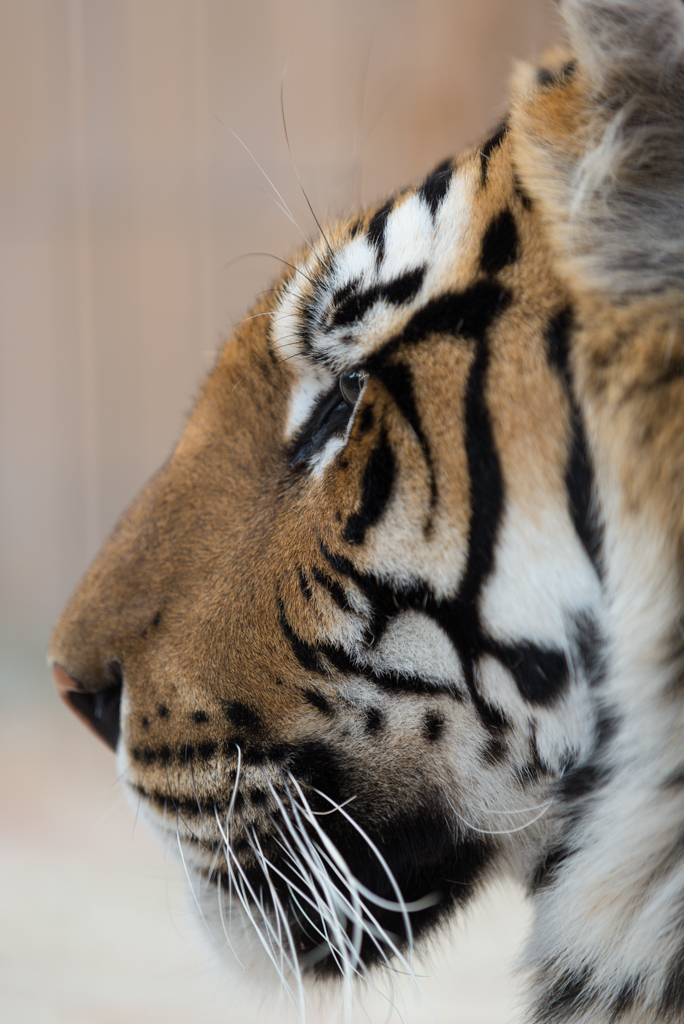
49,46 -> 604,999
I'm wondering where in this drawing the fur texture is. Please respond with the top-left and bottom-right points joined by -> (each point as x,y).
50,1 -> 684,1020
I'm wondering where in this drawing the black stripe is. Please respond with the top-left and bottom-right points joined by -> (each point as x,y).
320,540 -> 409,646
364,706 -> 384,733
370,360 -> 438,530
480,121 -> 508,186
482,734 -> 507,765
224,700 -> 262,732
533,965 -> 594,1024
573,609 -> 606,686
530,844 -> 571,892
311,565 -> 351,610
283,570 -> 466,698
298,569 -> 312,600
361,281 -> 512,715
288,386 -> 352,471
480,209 -> 519,275
331,267 -> 425,330
537,60 -> 577,89
556,710 -> 618,832
137,784 -> 225,821
567,417 -> 603,575
546,307 -> 573,382
636,357 -> 684,391
558,761 -> 610,803
303,687 -> 335,717
537,67 -> 556,87
513,174 -> 533,210
367,198 -> 393,262
296,290 -> 318,353
357,404 -> 374,435
343,429 -> 396,545
320,639 -> 463,697
491,642 -> 569,705
398,281 -> 511,350
547,308 -> 604,575
348,217 -> 364,239
455,289 -> 504,613
663,765 -> 684,790
278,600 -> 321,673
420,158 -> 454,216
331,277 -> 360,309
611,979 -> 640,1020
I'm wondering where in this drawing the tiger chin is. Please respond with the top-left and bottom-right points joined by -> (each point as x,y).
50,1 -> 684,1021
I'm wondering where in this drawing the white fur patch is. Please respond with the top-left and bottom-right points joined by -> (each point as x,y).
273,169 -> 476,439
480,499 -> 601,648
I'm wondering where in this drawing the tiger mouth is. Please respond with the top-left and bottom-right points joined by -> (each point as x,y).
133,754 -> 492,983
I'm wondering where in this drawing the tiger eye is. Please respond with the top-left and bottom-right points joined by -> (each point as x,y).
339,370 -> 368,407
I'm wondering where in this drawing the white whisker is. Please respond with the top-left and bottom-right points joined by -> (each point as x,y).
262,776 -> 359,980
175,819 -> 210,933
310,795 -> 358,815
300,779 -> 415,963
280,74 -> 334,261
246,823 -> 306,1012
216,869 -> 246,968
291,778 -> 437,1023
214,807 -> 302,1017
445,794 -> 554,836
312,841 -> 441,914
286,781 -> 419,979
214,115 -> 322,264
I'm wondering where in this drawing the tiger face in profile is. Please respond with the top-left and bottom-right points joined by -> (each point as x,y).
49,0 -> 684,1020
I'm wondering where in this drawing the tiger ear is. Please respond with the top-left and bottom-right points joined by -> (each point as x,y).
510,0 -> 684,300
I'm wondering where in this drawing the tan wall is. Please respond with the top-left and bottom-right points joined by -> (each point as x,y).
0,0 -> 559,673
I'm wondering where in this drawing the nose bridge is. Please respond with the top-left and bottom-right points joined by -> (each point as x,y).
48,445 -> 284,756
49,462 -> 192,740
49,312 -> 290,749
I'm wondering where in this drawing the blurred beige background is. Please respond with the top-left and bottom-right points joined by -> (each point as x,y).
0,1 -> 559,1021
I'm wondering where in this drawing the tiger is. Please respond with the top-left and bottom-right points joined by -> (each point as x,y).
49,0 -> 684,1020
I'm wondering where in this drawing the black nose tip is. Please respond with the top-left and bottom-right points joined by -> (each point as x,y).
66,685 -> 122,751
53,663 -> 123,752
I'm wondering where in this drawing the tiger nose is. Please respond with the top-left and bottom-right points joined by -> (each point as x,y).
52,663 -> 123,752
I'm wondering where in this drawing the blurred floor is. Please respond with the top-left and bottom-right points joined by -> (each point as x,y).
0,658 -> 532,1024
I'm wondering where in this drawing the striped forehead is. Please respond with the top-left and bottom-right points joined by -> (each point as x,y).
273,160 -> 478,436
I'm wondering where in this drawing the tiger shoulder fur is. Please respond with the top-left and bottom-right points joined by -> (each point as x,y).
50,1 -> 684,1021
